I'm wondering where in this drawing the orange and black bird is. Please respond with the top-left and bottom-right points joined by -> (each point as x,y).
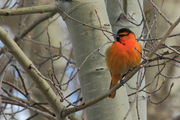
106,28 -> 142,98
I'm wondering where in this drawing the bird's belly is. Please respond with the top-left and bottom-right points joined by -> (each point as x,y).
106,41 -> 142,75
127,49 -> 141,68
106,48 -> 141,74
107,51 -> 129,74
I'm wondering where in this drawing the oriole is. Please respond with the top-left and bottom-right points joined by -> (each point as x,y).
106,28 -> 142,98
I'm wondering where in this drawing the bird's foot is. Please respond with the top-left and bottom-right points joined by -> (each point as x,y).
120,79 -> 126,85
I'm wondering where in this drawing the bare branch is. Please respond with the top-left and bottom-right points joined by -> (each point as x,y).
1,95 -> 56,120
0,28 -> 66,120
0,4 -> 57,16
56,6 -> 115,35
15,12 -> 56,42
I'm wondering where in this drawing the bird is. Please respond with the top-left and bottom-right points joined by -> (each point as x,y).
105,28 -> 142,98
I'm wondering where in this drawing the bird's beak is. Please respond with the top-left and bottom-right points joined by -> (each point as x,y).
112,34 -> 119,37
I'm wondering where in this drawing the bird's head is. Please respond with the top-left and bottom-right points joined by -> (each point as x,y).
114,28 -> 135,42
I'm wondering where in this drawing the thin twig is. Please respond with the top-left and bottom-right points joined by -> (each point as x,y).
56,6 -> 115,35
148,83 -> 174,104
147,0 -> 172,25
1,95 -> 56,120
139,33 -> 180,41
11,64 -> 29,97
0,27 -> 66,120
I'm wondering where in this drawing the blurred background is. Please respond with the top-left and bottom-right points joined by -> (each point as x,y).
0,0 -> 180,120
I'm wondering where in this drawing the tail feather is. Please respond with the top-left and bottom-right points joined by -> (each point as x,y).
109,74 -> 121,98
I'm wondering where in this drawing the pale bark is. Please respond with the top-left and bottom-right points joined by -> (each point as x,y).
59,0 -> 131,120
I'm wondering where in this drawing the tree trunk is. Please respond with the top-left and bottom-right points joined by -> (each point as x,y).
59,0 -> 131,120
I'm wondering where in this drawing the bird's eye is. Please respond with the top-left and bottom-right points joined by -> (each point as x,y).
112,34 -> 128,37
118,34 -> 128,37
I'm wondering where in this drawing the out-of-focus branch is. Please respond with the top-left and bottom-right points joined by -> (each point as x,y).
68,114 -> 81,120
0,4 -> 57,16
0,28 -> 66,120
1,94 -> 56,120
14,12 -> 56,42
148,17 -> 180,58
147,0 -> 172,25
148,83 -> 174,104
139,32 -> 180,41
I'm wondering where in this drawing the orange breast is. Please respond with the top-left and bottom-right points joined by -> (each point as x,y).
106,41 -> 142,75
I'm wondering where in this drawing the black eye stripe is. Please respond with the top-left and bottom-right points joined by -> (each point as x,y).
115,28 -> 133,41
118,32 -> 130,37
119,34 -> 127,37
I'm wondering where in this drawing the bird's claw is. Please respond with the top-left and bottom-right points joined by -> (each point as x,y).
120,79 -> 126,85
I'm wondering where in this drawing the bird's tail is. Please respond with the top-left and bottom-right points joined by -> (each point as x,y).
109,74 -> 121,98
